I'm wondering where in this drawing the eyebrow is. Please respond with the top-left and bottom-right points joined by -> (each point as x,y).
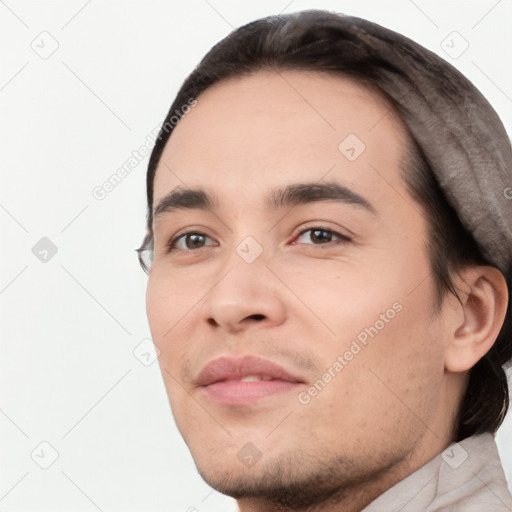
152,181 -> 376,222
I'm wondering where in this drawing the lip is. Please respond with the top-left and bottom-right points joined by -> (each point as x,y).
196,355 -> 306,405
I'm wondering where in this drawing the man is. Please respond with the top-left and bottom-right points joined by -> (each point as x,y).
136,10 -> 512,512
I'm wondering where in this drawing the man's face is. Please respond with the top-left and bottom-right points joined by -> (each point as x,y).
146,71 -> 455,504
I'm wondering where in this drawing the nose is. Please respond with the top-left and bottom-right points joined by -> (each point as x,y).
199,249 -> 287,334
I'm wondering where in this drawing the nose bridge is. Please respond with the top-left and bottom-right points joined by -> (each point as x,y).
199,231 -> 286,331
217,210 -> 272,279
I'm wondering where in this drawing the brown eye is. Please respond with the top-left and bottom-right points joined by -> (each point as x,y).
294,227 -> 351,246
167,232 -> 214,252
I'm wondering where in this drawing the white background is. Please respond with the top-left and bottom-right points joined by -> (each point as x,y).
1,1 -> 511,511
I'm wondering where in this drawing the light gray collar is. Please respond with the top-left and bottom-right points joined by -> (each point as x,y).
362,433 -> 512,511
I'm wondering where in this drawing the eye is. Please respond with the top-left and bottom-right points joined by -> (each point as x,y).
293,226 -> 351,246
167,231 -> 215,252
166,225 -> 351,254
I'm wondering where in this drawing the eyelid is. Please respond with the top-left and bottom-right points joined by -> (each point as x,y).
292,223 -> 353,243
167,230 -> 216,252
166,223 -> 352,253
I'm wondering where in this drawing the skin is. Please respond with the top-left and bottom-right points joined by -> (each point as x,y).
145,70 -> 507,512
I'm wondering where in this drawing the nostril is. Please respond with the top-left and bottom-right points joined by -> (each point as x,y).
249,314 -> 265,321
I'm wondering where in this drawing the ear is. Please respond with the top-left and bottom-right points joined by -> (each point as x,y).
444,266 -> 508,373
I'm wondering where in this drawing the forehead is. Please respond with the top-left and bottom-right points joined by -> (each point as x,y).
152,70 -> 410,211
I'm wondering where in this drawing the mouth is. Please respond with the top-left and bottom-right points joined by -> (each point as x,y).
196,355 -> 306,406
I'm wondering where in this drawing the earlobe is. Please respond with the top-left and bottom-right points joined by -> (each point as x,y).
444,266 -> 508,373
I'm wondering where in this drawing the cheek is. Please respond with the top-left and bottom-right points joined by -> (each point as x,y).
300,299 -> 445,454
146,276 -> 196,423
300,255 -> 444,423
274,256 -> 400,342
145,272 -> 198,366
146,277 -> 171,341
355,286 -> 444,427
146,263 -> 199,331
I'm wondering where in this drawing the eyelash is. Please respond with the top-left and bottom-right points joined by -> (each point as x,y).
166,225 -> 352,253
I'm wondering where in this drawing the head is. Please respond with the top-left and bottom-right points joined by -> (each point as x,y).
137,10 -> 511,510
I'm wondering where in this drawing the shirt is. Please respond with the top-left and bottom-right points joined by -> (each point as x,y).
362,432 -> 512,511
